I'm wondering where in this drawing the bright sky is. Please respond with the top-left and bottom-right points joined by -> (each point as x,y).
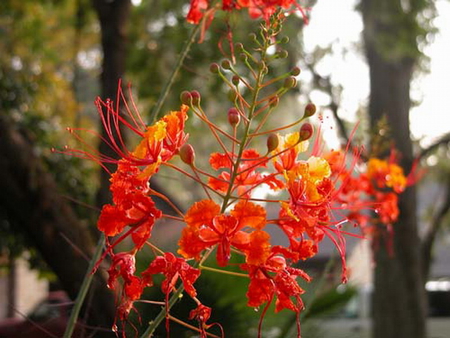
302,0 -> 450,148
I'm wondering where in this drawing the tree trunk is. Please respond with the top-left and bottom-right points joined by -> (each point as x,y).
92,0 -> 131,207
361,1 -> 427,337
0,115 -> 116,336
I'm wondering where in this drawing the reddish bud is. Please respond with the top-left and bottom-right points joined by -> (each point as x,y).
228,107 -> 241,126
267,133 -> 279,153
291,67 -> 301,76
190,90 -> 201,106
221,59 -> 232,70
179,144 -> 195,165
239,53 -> 248,62
299,123 -> 314,141
284,76 -> 297,89
270,95 -> 279,108
232,75 -> 240,86
180,91 -> 192,105
210,63 -> 220,74
304,103 -> 316,117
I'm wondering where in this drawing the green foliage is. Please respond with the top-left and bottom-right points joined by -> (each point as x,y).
0,0 -> 99,262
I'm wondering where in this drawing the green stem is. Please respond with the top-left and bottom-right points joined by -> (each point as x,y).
150,23 -> 200,123
139,250 -> 214,337
63,234 -> 106,338
220,42 -> 269,213
140,286 -> 185,338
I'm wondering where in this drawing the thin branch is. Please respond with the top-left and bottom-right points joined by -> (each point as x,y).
421,175 -> 450,280
418,132 -> 450,160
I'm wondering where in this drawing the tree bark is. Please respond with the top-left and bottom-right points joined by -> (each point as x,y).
92,0 -> 131,207
361,1 -> 427,338
0,115 -> 116,336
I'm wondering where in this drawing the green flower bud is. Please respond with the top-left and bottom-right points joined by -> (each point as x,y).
228,89 -> 237,102
291,67 -> 301,76
277,50 -> 288,59
283,76 -> 297,89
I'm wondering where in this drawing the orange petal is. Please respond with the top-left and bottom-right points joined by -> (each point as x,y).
185,199 -> 221,229
231,200 -> 267,229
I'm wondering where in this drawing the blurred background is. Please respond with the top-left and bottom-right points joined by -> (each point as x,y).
0,0 -> 449,337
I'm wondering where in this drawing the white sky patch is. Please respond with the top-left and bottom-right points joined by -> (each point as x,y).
302,0 -> 450,144
411,0 -> 450,144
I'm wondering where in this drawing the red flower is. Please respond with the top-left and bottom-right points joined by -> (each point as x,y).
178,199 -> 267,266
186,0 -> 308,25
142,252 -> 200,298
242,254 -> 311,313
189,304 -> 212,338
107,253 -> 152,320
208,149 -> 283,198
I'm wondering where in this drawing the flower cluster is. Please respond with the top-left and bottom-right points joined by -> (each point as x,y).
62,11 -> 410,338
325,147 -> 415,251
187,0 -> 308,25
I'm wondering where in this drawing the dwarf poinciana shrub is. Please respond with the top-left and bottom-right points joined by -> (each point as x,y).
60,5 -> 412,338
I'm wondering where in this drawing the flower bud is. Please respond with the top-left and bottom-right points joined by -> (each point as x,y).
291,66 -> 301,76
221,59 -> 232,70
283,76 -> 297,89
210,63 -> 220,74
299,123 -> 314,141
280,36 -> 290,44
228,107 -> 241,127
180,91 -> 192,105
266,133 -> 279,153
228,89 -> 237,102
235,42 -> 244,52
277,50 -> 288,59
232,75 -> 240,86
179,144 -> 195,165
269,95 -> 279,108
258,60 -> 266,71
304,103 -> 316,117
239,53 -> 248,62
191,90 -> 201,106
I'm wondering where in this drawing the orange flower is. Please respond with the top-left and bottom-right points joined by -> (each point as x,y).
208,149 -> 283,198
242,254 -> 311,313
178,199 -> 267,266
142,252 -> 200,298
186,0 -> 309,25
367,158 -> 407,193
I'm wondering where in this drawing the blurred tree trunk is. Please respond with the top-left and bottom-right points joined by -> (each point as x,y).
361,1 -> 428,338
92,0 -> 131,207
0,115 -> 116,336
